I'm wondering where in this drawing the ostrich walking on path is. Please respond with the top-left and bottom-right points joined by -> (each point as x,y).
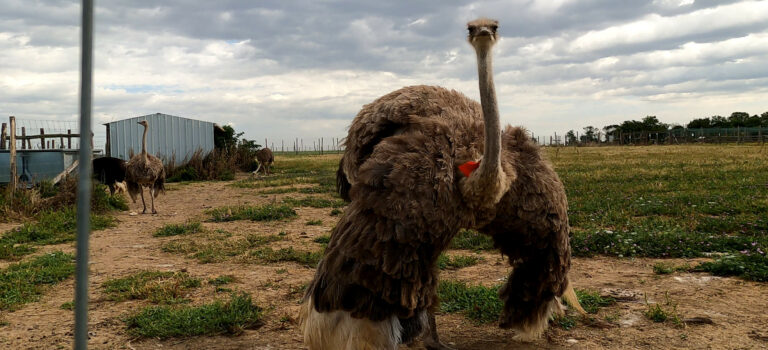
125,120 -> 165,214
300,18 -> 513,350
252,147 -> 274,175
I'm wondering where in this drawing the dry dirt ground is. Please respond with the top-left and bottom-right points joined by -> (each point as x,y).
1,174 -> 767,350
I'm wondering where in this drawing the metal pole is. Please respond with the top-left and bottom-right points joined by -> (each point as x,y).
75,0 -> 93,349
9,117 -> 17,194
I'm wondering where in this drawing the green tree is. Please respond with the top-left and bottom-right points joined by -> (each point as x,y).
687,118 -> 711,129
565,130 -> 577,144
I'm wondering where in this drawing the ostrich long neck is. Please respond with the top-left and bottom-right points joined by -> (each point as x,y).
476,46 -> 501,175
141,124 -> 149,161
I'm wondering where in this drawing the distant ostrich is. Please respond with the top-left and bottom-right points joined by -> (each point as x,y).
252,147 -> 274,175
300,18 -> 514,350
125,120 -> 165,214
92,156 -> 127,196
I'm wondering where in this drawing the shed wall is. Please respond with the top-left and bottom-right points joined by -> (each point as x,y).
107,113 -> 214,165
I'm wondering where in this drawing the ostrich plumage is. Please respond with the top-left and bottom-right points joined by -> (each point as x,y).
300,18 -> 514,350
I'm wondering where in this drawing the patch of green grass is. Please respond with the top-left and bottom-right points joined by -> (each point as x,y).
246,247 -> 323,267
313,235 -> 331,244
437,280 -> 502,323
124,293 -> 263,338
153,221 -> 203,237
103,271 -> 201,304
208,275 -> 237,286
571,229 -> 766,258
258,187 -> 299,195
437,254 -> 482,270
0,244 -> 36,261
207,204 -> 297,222
283,197 -> 346,208
60,301 -> 74,310
652,262 -> 692,275
574,289 -> 616,314
305,219 -> 323,226
1,208 -> 115,248
554,145 -> 768,261
693,253 -> 768,282
450,229 -> 495,251
329,208 -> 342,216
553,314 -> 577,330
0,252 -> 74,311
162,234 -> 283,264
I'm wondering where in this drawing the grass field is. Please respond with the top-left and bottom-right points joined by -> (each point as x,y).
0,144 -> 766,348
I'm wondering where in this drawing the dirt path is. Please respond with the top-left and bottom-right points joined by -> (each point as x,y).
1,178 -> 767,349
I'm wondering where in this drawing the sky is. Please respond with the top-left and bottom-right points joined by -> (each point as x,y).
2,0 -> 768,149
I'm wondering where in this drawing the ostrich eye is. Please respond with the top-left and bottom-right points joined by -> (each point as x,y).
467,25 -> 476,34
490,25 -> 498,32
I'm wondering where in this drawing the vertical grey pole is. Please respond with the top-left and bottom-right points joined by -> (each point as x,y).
75,0 -> 93,349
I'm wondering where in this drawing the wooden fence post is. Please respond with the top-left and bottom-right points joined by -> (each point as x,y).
9,116 -> 17,194
21,127 -> 26,149
0,122 -> 6,150
68,129 -> 72,149
40,128 -> 46,149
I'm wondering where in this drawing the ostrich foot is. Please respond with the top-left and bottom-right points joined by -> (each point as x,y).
423,338 -> 456,350
151,209 -> 158,214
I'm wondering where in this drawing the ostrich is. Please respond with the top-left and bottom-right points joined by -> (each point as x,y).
92,156 -> 127,196
252,147 -> 274,175
300,18 -> 514,349
332,20 -> 585,347
125,120 -> 165,214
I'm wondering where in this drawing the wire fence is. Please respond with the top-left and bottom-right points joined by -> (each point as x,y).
262,137 -> 346,155
537,126 -> 767,146
0,117 -> 98,151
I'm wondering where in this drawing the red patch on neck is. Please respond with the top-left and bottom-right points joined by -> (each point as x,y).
458,161 -> 480,177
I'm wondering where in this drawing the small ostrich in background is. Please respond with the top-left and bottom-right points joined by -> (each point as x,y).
300,18 -> 514,350
125,120 -> 165,214
252,147 -> 274,175
92,156 -> 127,196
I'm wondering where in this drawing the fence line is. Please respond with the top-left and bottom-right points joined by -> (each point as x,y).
535,126 -> 767,146
0,117 -> 93,150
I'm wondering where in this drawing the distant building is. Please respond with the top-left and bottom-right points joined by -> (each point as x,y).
104,113 -> 215,166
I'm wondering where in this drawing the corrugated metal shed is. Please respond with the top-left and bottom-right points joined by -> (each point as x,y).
105,113 -> 214,165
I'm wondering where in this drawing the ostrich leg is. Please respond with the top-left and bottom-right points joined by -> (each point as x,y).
253,163 -> 262,175
139,188 -> 147,214
422,313 -> 455,350
150,187 -> 157,214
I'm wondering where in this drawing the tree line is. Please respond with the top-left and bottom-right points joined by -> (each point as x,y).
567,111 -> 768,144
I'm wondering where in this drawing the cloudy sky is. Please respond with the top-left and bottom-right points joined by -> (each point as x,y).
2,0 -> 768,149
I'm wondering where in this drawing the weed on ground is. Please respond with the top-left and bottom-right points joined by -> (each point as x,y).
103,271 -> 202,304
207,204 -> 297,222
124,293 -> 263,338
153,221 -> 203,237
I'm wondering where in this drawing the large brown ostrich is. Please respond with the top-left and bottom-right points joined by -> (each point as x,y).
333,21 -> 585,347
252,147 -> 274,175
125,120 -> 165,214
300,18 -> 513,349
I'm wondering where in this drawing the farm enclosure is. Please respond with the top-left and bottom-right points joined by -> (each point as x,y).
0,144 -> 767,349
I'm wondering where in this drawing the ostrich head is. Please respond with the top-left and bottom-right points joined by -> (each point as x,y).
467,18 -> 499,50
137,120 -> 148,127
